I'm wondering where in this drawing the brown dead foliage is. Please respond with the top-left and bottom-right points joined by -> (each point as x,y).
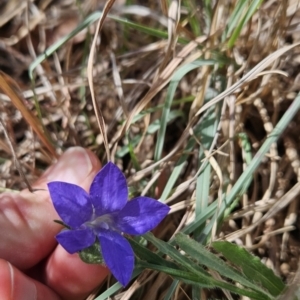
1,0 -> 300,299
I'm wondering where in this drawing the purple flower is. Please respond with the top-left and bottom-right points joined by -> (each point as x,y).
47,162 -> 170,286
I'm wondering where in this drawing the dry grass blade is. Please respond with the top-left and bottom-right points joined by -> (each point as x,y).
158,0 -> 180,73
3,0 -> 300,298
195,42 -> 300,116
254,98 -> 278,202
226,182 -> 300,242
0,119 -> 32,192
277,260 -> 300,300
0,71 -> 57,160
160,0 -> 168,16
0,0 -> 27,28
122,35 -> 207,134
87,0 -> 116,161
110,52 -> 128,117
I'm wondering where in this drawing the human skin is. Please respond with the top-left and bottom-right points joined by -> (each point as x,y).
0,147 -> 109,300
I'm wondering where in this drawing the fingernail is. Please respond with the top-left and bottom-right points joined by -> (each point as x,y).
7,262 -> 37,300
45,147 -> 94,185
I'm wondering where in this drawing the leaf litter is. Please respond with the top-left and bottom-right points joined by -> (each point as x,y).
1,0 -> 300,299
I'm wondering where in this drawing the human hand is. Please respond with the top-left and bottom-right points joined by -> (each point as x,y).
0,147 -> 109,300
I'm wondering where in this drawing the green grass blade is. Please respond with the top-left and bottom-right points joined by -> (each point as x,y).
160,104 -> 218,203
139,257 -> 270,299
94,267 -> 144,300
138,260 -> 214,287
183,200 -> 218,235
200,93 -> 300,238
238,132 -> 253,165
144,232 -> 208,275
160,137 -> 196,201
163,280 -> 180,300
154,59 -> 216,162
129,237 -> 179,270
194,105 -> 219,238
109,15 -> 187,43
226,92 -> 300,207
29,11 -> 187,79
194,162 -> 211,234
212,241 -> 285,296
94,282 -> 122,300
144,234 -> 269,299
228,0 -> 264,48
222,0 -> 248,41
29,11 -> 103,79
116,110 -> 183,158
175,232 -> 272,297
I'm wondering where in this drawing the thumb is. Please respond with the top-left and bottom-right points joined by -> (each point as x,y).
0,147 -> 101,269
45,245 -> 109,300
32,146 -> 101,191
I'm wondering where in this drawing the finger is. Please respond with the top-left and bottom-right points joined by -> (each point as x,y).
0,147 -> 101,269
44,245 -> 109,300
0,259 -> 60,300
31,147 -> 101,191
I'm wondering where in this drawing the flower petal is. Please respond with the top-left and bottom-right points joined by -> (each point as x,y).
89,162 -> 128,215
114,197 -> 170,235
48,182 -> 93,228
98,229 -> 134,286
56,228 -> 95,254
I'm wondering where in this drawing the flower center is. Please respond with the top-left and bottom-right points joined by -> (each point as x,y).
84,213 -> 115,231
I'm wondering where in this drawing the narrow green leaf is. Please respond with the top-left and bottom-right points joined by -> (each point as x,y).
196,106 -> 218,209
159,89 -> 219,202
175,233 -> 271,297
192,286 -> 201,300
183,200 -> 218,235
228,0 -> 264,48
154,59 -> 216,162
94,282 -> 122,300
128,237 -> 178,270
200,93 -> 300,239
144,233 -> 270,299
109,15 -> 187,43
222,0 -> 248,41
138,260 -> 269,300
137,260 -> 214,288
144,232 -> 208,275
127,132 -> 140,170
238,132 -> 253,165
194,105 -> 219,238
116,110 -> 183,158
29,11 -> 187,80
163,280 -> 179,300
212,241 -> 285,296
160,137 -> 195,201
148,110 -> 184,135
94,267 -> 144,300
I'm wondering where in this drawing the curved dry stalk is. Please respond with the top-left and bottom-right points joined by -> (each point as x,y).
87,0 -> 115,161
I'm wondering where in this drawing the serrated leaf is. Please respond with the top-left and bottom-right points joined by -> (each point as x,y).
129,237 -> 178,270
79,241 -> 104,264
175,233 -> 270,297
212,241 -> 285,296
144,232 -> 208,275
138,260 -> 269,300
144,233 -> 270,300
137,260 -> 214,288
